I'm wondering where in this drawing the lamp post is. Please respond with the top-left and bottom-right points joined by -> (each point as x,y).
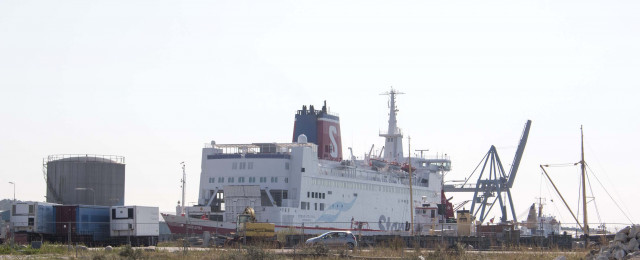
8,181 -> 16,248
8,182 -> 15,202
75,188 -> 95,205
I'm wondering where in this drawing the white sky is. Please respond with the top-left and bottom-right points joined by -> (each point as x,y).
1,1 -> 638,228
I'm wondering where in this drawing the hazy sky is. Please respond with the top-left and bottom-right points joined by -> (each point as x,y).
1,1 -> 638,228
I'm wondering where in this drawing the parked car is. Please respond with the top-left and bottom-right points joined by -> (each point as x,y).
305,231 -> 357,249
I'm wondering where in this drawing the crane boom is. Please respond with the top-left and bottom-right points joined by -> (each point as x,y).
506,120 -> 532,188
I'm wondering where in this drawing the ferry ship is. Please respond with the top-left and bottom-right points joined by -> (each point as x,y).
162,90 -> 452,235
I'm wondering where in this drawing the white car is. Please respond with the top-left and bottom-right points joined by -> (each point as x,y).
305,231 -> 357,249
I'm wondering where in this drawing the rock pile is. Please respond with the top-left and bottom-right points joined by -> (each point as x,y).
586,225 -> 640,260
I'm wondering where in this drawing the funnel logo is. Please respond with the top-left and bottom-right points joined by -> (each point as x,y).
329,125 -> 338,158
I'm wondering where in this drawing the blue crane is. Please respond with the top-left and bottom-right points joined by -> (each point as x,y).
444,120 -> 531,224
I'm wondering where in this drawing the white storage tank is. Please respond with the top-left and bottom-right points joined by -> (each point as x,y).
110,206 -> 159,246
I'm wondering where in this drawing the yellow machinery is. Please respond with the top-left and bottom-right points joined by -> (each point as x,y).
236,207 -> 275,237
224,207 -> 280,247
456,209 -> 476,236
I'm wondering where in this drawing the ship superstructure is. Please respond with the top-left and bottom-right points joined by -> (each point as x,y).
519,199 -> 561,237
162,90 -> 452,235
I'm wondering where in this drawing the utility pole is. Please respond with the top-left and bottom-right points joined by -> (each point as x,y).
408,137 -> 414,236
580,126 -> 589,245
8,181 -> 15,248
8,182 -> 15,202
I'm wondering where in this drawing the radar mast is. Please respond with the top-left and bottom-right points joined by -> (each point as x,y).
380,88 -> 404,162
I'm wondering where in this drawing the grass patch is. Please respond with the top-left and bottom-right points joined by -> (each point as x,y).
0,242 -> 70,255
119,245 -> 147,259
0,241 -> 593,260
157,240 -> 183,247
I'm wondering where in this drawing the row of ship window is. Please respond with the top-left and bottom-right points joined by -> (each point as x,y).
231,162 -> 290,170
232,162 -> 253,170
300,202 -> 325,211
208,177 -> 289,184
310,178 -> 431,198
307,191 -> 326,199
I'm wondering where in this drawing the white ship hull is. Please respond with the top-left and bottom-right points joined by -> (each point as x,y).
162,154 -> 447,235
163,91 -> 452,236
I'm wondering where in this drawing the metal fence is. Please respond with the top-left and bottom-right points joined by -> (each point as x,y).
3,220 -> 633,250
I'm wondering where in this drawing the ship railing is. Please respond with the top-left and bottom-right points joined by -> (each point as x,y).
414,157 -> 451,163
46,154 -> 125,164
320,167 -> 428,187
295,109 -> 339,117
203,142 -> 316,154
378,128 -> 403,136
443,183 -> 476,190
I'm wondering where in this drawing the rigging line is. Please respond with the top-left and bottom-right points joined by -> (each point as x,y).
538,169 -> 564,222
576,166 -> 582,224
539,171 -> 543,204
461,152 -> 489,187
584,160 -> 635,224
597,222 -> 639,225
542,172 -> 565,221
539,166 -> 583,230
543,163 -> 578,167
586,163 -> 635,224
585,171 -> 602,225
584,141 -> 634,221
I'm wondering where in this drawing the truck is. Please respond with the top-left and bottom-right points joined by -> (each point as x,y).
110,206 -> 159,246
219,207 -> 281,248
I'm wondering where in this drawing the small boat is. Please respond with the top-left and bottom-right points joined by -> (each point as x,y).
370,158 -> 387,169
401,163 -> 416,173
388,161 -> 402,171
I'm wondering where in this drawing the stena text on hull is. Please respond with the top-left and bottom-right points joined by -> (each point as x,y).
161,89 -> 452,236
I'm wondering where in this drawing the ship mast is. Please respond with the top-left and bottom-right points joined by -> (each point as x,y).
539,126 -> 590,238
181,162 -> 186,215
380,88 -> 404,162
580,126 -> 589,239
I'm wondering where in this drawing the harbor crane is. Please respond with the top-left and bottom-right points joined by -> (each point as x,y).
444,120 -> 532,224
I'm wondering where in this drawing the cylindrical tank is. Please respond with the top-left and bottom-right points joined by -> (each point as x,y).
45,154 -> 125,206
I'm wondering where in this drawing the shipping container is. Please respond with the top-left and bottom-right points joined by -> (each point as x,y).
110,206 -> 159,246
1,221 -> 8,243
1,210 -> 10,222
10,202 -> 56,234
54,205 -> 110,243
0,210 -> 9,243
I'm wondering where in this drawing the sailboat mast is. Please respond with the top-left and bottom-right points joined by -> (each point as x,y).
581,125 -> 589,237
